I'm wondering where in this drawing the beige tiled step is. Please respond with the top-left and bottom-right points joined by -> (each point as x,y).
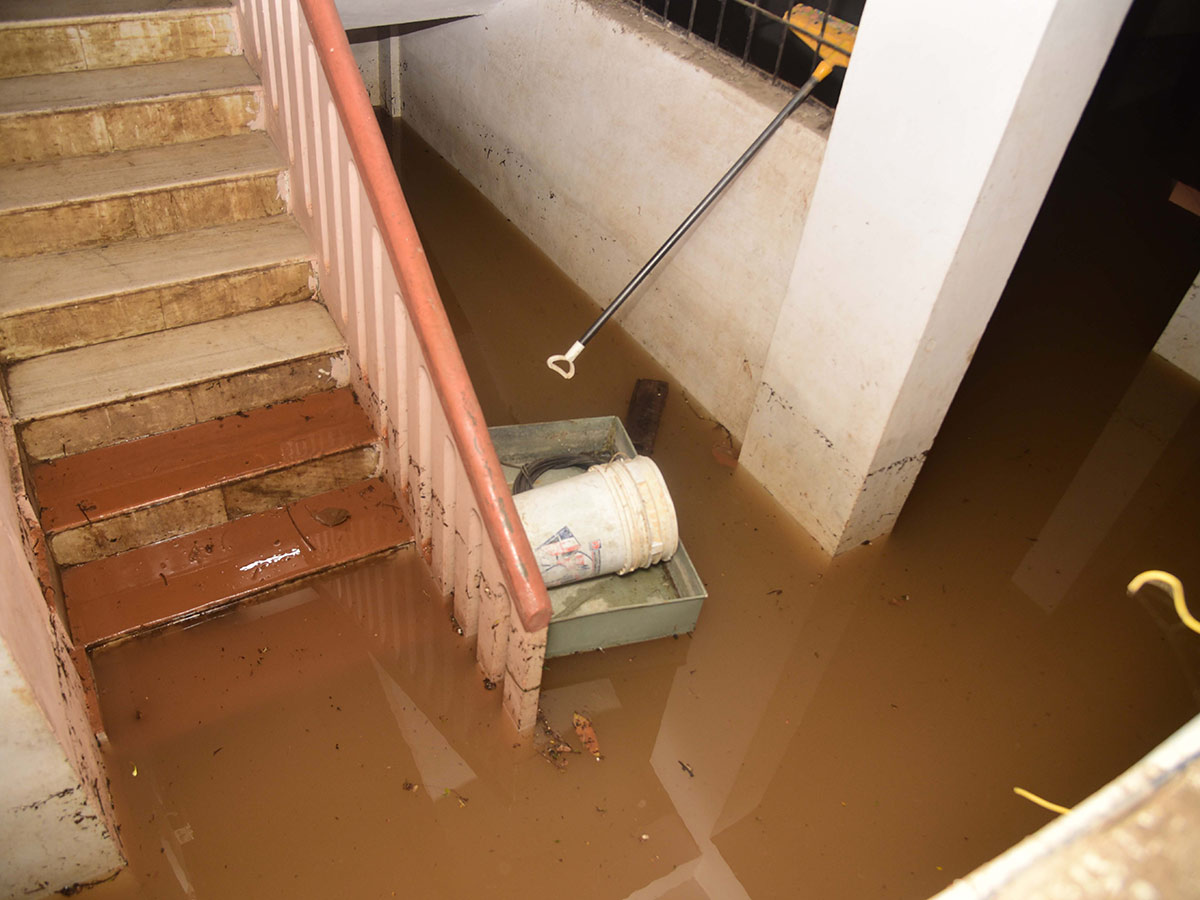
0,1 -> 237,79
10,301 -> 350,460
0,56 -> 262,164
0,132 -> 285,258
0,217 -> 314,361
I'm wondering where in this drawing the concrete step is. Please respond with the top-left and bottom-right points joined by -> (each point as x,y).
0,55 -> 262,165
62,478 -> 414,648
0,131 -> 285,258
0,217 -> 314,361
34,388 -> 380,566
8,300 -> 349,461
0,0 -> 237,79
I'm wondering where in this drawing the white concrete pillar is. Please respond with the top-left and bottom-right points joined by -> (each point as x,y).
1154,268 -> 1200,381
741,0 -> 1132,555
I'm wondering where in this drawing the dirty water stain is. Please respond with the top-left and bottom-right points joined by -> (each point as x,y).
83,121 -> 1198,899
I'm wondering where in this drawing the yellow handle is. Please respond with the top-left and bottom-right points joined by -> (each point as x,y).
786,5 -> 857,83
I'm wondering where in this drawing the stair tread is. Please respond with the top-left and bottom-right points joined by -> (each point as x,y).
0,132 -> 280,213
0,56 -> 257,116
34,388 -> 376,532
0,0 -> 230,25
63,478 -> 413,647
0,217 -> 310,318
8,300 -> 345,422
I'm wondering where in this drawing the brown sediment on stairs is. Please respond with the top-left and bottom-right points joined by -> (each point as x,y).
34,389 -> 371,526
63,478 -> 413,648
33,388 -> 379,565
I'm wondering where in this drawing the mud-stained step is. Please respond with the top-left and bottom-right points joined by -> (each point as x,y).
0,217 -> 313,361
34,389 -> 380,566
0,56 -> 261,165
0,132 -> 284,258
63,478 -> 414,648
0,1 -> 237,79
9,301 -> 349,460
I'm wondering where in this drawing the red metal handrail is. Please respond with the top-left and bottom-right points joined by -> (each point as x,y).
297,0 -> 551,631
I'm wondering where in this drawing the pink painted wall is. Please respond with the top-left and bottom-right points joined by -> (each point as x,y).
0,393 -> 122,893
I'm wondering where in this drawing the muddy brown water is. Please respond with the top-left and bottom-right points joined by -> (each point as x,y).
84,120 -> 1199,899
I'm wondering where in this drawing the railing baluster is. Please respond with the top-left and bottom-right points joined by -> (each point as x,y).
238,0 -> 551,732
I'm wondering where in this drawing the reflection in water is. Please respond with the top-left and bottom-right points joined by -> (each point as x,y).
83,120 -> 1198,899
370,655 -> 476,798
1014,356 -> 1199,612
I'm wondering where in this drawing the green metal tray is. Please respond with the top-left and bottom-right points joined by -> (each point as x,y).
490,417 -> 706,658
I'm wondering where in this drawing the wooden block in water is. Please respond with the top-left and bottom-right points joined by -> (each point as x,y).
625,378 -> 669,456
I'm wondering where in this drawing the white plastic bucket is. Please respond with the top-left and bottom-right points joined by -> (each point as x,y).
513,456 -> 679,588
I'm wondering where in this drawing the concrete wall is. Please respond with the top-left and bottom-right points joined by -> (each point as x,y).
397,0 -> 830,439
741,0 -> 1133,554
0,398 -> 122,896
1154,268 -> 1200,381
347,28 -> 383,106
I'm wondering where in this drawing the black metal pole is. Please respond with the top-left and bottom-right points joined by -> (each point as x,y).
578,73 -> 819,347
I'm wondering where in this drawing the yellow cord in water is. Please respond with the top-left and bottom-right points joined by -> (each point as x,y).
1013,573 -> 1193,820
1127,570 -> 1199,634
1013,787 -> 1070,815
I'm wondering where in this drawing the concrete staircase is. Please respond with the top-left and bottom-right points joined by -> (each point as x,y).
0,1 -> 412,673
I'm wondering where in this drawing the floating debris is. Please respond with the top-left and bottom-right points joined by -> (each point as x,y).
402,781 -> 420,793
573,712 -> 602,760
444,788 -> 468,808
535,710 -> 576,770
678,760 -> 694,777
483,677 -> 497,691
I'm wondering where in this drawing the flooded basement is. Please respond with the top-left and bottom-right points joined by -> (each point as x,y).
82,118 -> 1199,898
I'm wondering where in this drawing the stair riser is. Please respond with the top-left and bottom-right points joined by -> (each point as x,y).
21,353 -> 350,461
1,262 -> 315,361
50,445 -> 381,566
0,11 -> 238,79
0,173 -> 285,258
1,90 -> 262,165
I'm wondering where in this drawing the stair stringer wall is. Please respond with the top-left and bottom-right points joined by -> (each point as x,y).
0,393 -> 123,895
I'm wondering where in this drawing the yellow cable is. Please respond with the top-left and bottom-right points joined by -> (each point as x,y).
1127,570 -> 1199,634
1013,573 -> 1193,819
1013,787 -> 1070,815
